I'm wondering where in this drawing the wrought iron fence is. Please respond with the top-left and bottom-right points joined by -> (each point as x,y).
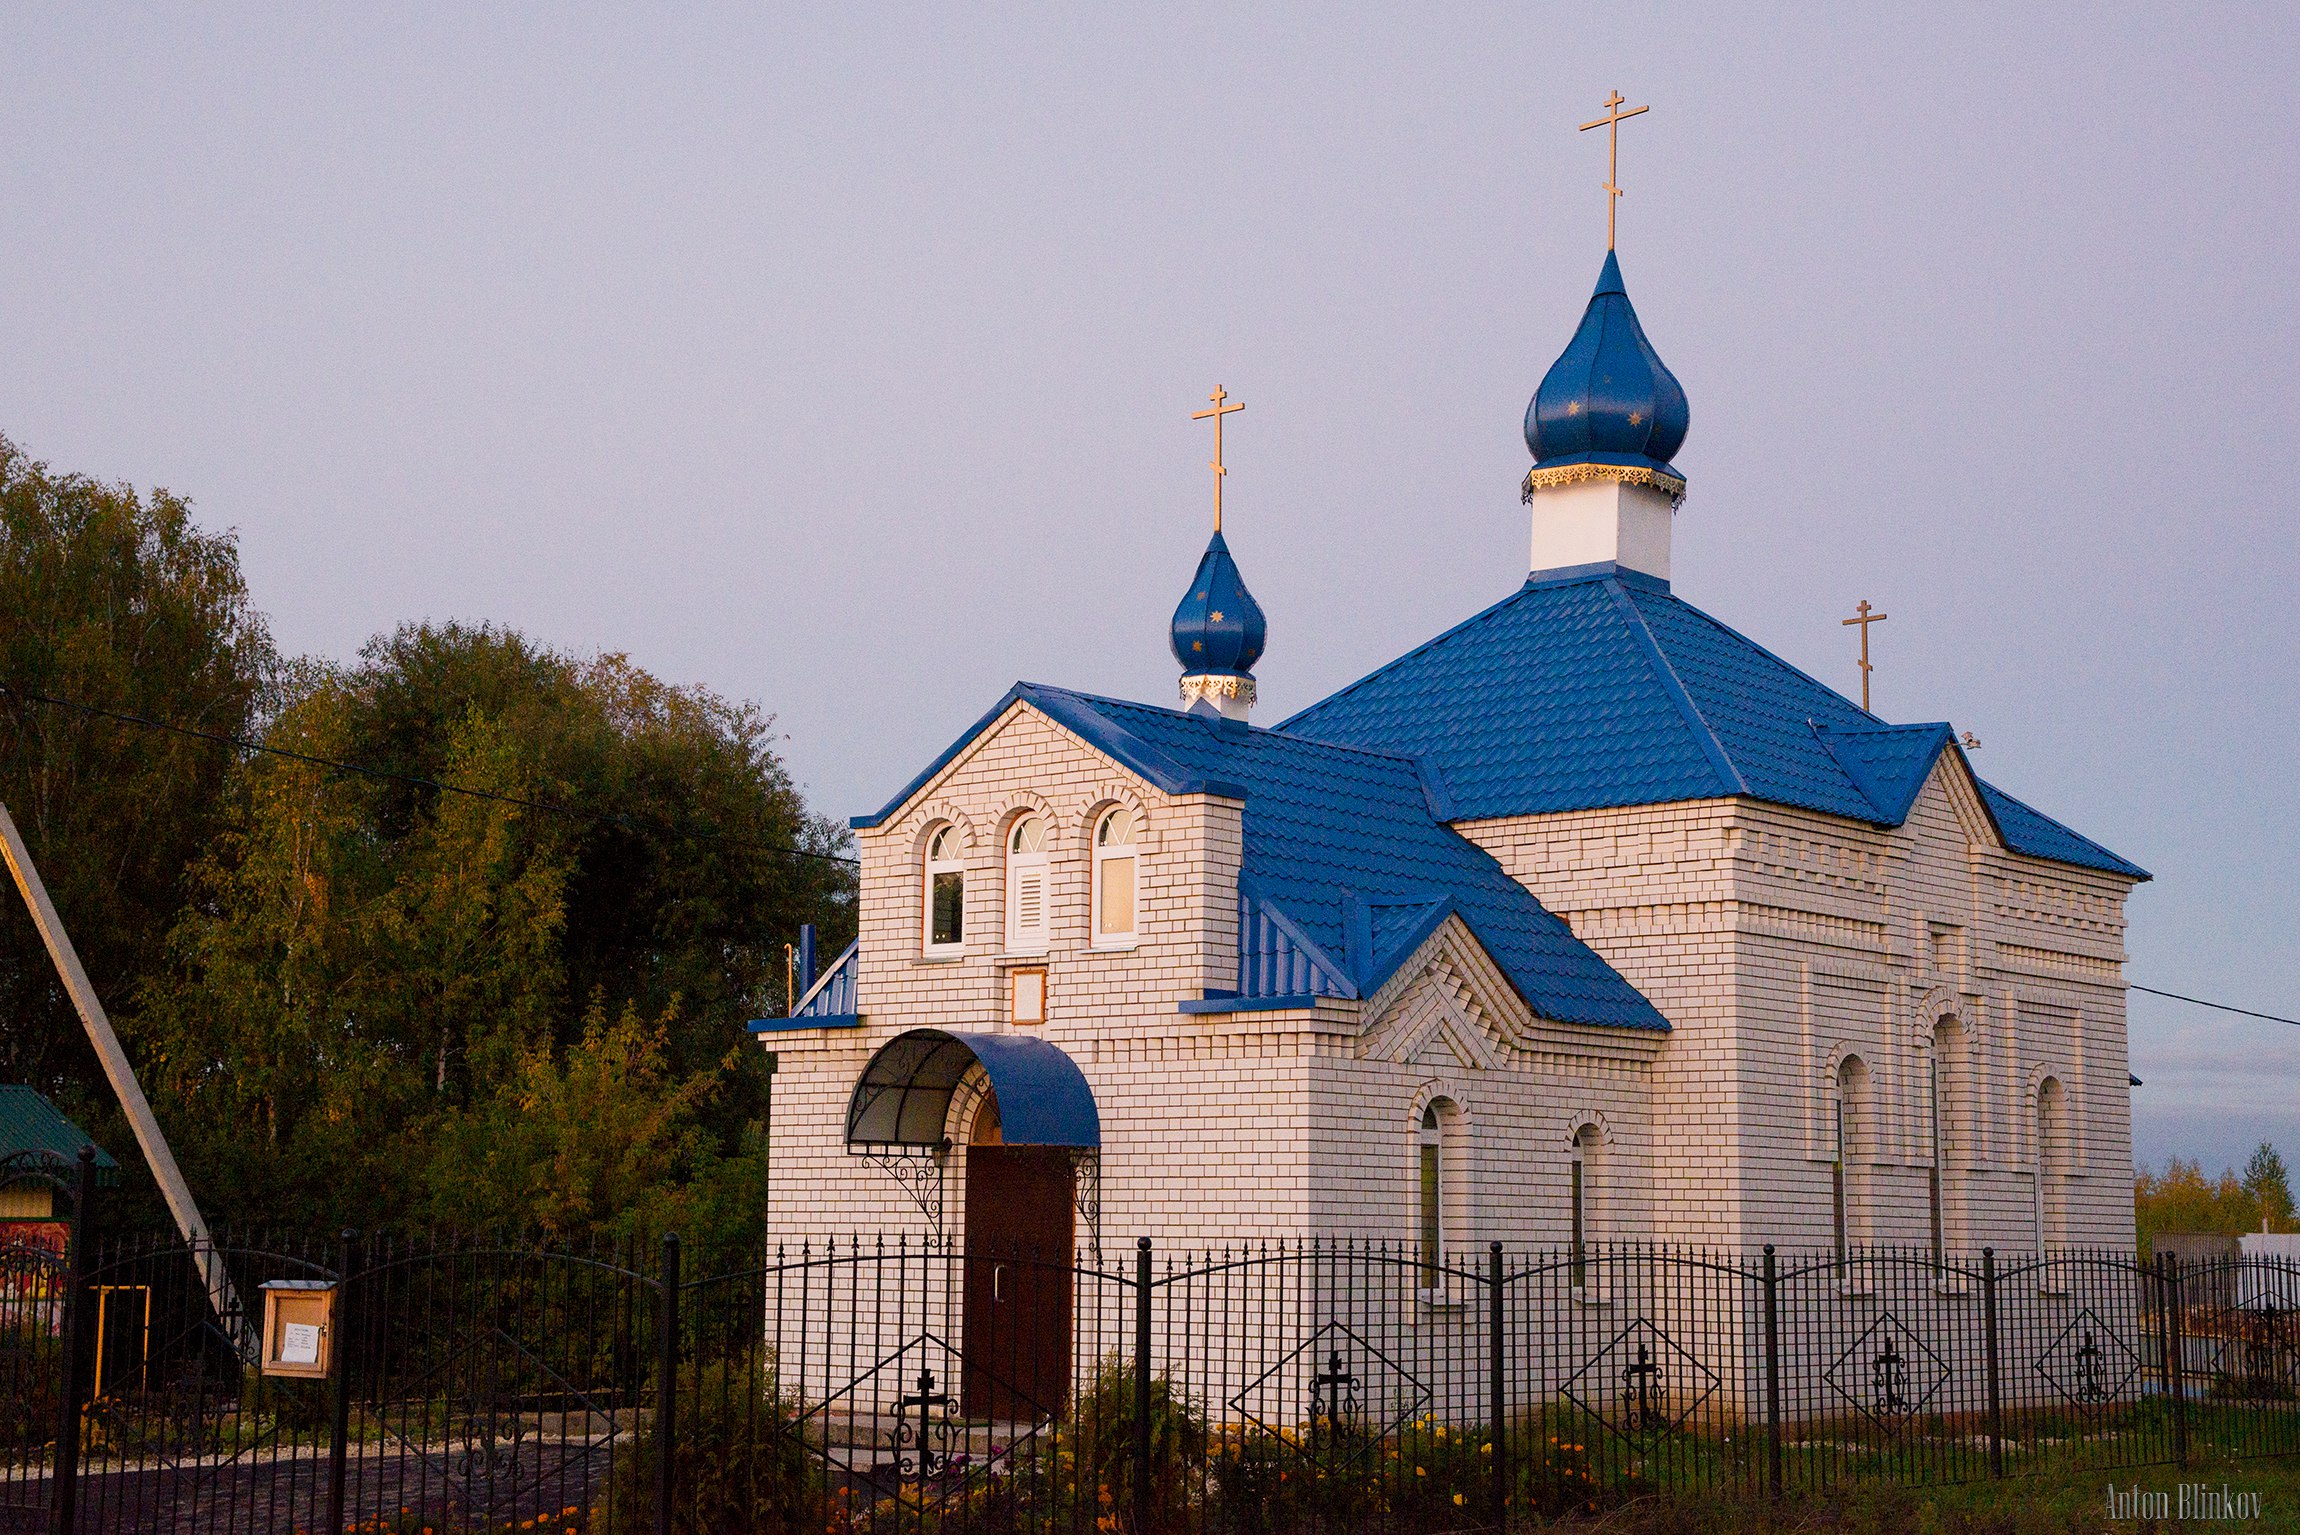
6,1225 -> 2297,1535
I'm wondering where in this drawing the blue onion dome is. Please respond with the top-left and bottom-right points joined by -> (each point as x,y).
1523,249 -> 1689,502
1169,530 -> 1267,678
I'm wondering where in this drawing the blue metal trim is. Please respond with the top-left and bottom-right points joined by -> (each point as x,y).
1178,993 -> 1323,1014
749,1015 -> 862,1033
1355,897 -> 1459,995
1413,755 -> 1455,822
1236,878 -> 1359,1000
790,940 -> 859,1017
1602,578 -> 1749,797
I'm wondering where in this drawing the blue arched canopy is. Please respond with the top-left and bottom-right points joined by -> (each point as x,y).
845,1029 -> 1101,1150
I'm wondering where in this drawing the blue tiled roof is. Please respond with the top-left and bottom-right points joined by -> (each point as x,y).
1279,566 -> 2147,881
1022,686 -> 1669,1031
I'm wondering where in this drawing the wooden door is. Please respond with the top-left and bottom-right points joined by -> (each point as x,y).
962,1145 -> 1075,1418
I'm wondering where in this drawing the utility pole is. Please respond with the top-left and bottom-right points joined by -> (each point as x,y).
0,803 -> 249,1354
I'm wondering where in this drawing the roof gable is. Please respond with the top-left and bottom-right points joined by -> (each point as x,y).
1814,723 -> 1954,825
851,683 -> 1247,830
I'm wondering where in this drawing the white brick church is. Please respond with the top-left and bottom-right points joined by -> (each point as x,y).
755,244 -> 2145,1273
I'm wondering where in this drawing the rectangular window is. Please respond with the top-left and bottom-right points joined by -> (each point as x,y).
1419,1142 -> 1441,1284
1010,966 -> 1046,1025
1096,855 -> 1135,938
1008,866 -> 1047,952
931,871 -> 964,947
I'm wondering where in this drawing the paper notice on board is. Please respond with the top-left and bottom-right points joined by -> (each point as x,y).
280,1322 -> 320,1365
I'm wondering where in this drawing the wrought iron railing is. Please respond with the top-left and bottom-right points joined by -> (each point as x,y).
8,1228 -> 2296,1535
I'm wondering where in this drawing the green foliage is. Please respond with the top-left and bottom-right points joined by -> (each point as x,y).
0,434 -> 273,1120
610,1358 -> 813,1535
426,997 -> 769,1244
2135,1142 -> 2295,1253
1061,1358 -> 1204,1530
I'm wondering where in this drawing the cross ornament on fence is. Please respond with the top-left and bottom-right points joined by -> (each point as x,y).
1622,1340 -> 1663,1432
892,1367 -> 956,1489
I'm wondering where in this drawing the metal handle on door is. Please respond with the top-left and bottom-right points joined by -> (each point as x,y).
993,1263 -> 1007,1300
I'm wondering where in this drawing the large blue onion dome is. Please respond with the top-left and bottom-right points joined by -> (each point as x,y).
1523,249 -> 1689,502
1170,531 -> 1267,681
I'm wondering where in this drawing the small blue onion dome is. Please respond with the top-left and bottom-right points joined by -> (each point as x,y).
1169,530 -> 1267,678
1524,250 -> 1689,494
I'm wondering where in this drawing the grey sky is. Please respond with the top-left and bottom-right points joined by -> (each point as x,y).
4,4 -> 2295,1173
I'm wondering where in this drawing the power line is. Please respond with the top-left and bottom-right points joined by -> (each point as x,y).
0,680 -> 859,868
2132,984 -> 2299,1029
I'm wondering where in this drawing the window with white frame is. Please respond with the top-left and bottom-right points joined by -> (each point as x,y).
1091,806 -> 1138,946
2035,1077 -> 2067,1254
1418,1104 -> 1444,1287
1833,1056 -> 1868,1271
923,823 -> 964,954
1005,814 -> 1050,953
1570,1124 -> 1601,1292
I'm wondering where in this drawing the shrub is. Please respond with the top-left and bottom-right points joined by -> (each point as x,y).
608,1358 -> 814,1535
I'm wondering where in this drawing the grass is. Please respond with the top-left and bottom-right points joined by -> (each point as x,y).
1528,1449 -> 2300,1533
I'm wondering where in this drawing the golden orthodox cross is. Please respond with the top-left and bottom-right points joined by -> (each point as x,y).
1192,384 -> 1245,533
1578,89 -> 1649,251
1841,600 -> 1889,711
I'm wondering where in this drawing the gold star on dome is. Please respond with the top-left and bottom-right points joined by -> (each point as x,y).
1209,610 -> 1224,622
1628,411 -> 1643,425
1192,641 -> 1204,652
1566,401 -> 1581,415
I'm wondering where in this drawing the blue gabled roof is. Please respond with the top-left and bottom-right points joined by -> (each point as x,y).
1279,565 -> 2147,881
1025,686 -> 1668,1031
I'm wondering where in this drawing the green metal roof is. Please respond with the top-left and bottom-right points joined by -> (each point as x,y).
0,1085 -> 120,1190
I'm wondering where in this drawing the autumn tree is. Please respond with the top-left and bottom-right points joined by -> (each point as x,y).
133,623 -> 853,1239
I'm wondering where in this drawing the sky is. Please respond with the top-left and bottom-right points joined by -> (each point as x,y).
2,4 -> 2295,1176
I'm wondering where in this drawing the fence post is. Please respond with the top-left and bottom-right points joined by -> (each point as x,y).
1488,1241 -> 1506,1527
1982,1248 -> 2003,1479
2163,1253 -> 2188,1468
326,1229 -> 359,1535
49,1146 -> 96,1535
1132,1237 -> 1152,1535
655,1233 -> 680,1535
1761,1245 -> 1781,1500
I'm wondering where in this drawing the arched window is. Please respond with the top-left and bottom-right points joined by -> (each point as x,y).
1418,1104 -> 1445,1288
1834,1056 -> 1869,1268
1091,807 -> 1138,946
1570,1123 -> 1602,1292
2035,1077 -> 2067,1253
923,823 -> 964,954
1005,814 -> 1050,953
1929,1019 -> 1963,1265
